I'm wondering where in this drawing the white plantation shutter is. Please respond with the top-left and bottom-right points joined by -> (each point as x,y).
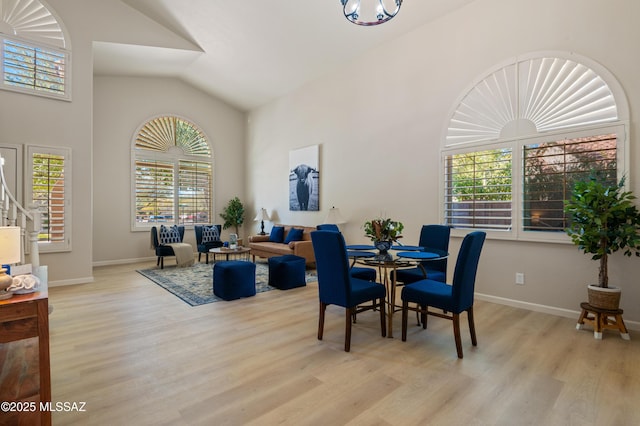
1,0 -> 70,100
27,145 -> 71,252
444,148 -> 512,230
133,116 -> 213,228
442,52 -> 627,241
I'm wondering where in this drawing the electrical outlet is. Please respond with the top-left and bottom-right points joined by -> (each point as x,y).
515,273 -> 525,285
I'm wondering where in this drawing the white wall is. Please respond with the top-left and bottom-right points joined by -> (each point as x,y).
0,0 -> 96,285
93,76 -> 246,264
246,0 -> 640,323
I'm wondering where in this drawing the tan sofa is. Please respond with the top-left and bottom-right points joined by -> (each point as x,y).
248,224 -> 316,265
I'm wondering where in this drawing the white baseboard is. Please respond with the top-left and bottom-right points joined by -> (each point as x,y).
476,292 -> 640,331
48,276 -> 95,287
92,256 -> 156,267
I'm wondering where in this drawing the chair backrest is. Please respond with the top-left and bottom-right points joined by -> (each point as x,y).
310,230 -> 354,307
194,224 -> 222,244
151,225 -> 185,248
418,224 -> 451,273
451,231 -> 486,311
316,224 -> 340,232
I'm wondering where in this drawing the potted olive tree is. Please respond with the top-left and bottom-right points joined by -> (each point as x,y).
564,174 -> 640,309
220,197 -> 245,243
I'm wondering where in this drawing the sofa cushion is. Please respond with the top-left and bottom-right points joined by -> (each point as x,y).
284,227 -> 304,244
270,226 -> 285,243
201,225 -> 220,243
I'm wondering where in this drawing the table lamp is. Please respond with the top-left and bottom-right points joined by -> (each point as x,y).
324,206 -> 346,226
0,226 -> 21,300
254,208 -> 270,235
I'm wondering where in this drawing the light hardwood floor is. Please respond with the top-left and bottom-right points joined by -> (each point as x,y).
48,261 -> 640,425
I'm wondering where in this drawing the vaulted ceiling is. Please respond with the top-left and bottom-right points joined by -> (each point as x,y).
92,0 -> 476,111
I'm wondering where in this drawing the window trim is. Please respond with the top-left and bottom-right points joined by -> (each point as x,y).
1,33 -> 72,101
130,115 -> 214,231
441,122 -> 628,244
25,144 -> 72,253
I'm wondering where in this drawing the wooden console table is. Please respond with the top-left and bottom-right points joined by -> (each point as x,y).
0,281 -> 51,425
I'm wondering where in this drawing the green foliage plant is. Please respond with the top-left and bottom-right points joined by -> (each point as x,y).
564,174 -> 640,288
363,218 -> 404,242
220,197 -> 245,235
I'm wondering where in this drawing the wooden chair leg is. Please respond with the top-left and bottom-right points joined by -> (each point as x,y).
401,300 -> 408,341
453,313 -> 463,359
468,306 -> 477,346
198,253 -> 202,262
345,308 -> 353,352
379,297 -> 387,337
160,257 -> 164,269
318,301 -> 326,341
421,304 -> 428,329
157,256 -> 161,266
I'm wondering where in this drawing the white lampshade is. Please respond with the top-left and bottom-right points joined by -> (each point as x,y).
324,206 -> 346,225
254,208 -> 270,222
0,226 -> 21,265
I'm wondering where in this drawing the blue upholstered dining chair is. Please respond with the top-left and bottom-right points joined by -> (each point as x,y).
401,231 -> 486,359
151,225 -> 186,269
310,230 -> 387,352
316,224 -> 377,282
316,224 -> 340,232
194,224 -> 224,263
392,224 -> 451,284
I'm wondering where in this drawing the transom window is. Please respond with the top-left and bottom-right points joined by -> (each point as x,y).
132,116 -> 213,229
442,52 -> 629,242
0,0 -> 71,100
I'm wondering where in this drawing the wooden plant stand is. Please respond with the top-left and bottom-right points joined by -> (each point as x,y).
576,302 -> 630,340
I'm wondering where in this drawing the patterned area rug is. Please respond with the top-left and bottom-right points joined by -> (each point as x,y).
137,262 -> 316,306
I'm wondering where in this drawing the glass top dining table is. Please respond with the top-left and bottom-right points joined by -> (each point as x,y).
350,245 -> 449,338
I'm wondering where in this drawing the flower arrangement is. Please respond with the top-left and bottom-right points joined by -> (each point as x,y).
363,217 -> 404,242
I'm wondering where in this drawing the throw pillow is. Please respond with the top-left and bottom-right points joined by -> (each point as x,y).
160,225 -> 181,244
202,226 -> 220,243
269,226 -> 285,243
284,227 -> 304,244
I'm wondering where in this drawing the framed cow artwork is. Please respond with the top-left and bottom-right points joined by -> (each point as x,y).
289,145 -> 319,211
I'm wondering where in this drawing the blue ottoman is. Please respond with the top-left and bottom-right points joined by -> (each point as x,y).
268,255 -> 306,290
213,261 -> 256,300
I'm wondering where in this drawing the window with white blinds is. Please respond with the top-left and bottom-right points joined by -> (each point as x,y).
442,52 -> 628,241
27,145 -> 71,252
1,0 -> 70,100
444,148 -> 512,230
132,116 -> 213,229
523,134 -> 617,232
1,35 -> 70,100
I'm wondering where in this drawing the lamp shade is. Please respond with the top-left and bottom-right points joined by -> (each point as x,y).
254,208 -> 270,222
0,226 -> 21,264
324,207 -> 346,225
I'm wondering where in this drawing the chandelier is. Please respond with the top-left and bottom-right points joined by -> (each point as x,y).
341,0 -> 403,26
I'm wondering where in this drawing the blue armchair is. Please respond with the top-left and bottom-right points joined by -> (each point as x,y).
311,230 -> 386,352
151,225 -> 185,269
194,224 -> 224,263
401,231 -> 486,358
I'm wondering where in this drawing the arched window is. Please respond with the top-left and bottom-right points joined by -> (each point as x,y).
132,116 -> 213,229
0,0 -> 71,100
441,52 -> 629,242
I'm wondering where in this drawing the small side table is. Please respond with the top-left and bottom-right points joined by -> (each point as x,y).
576,302 -> 630,340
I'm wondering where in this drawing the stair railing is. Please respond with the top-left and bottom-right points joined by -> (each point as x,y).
0,155 -> 41,269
